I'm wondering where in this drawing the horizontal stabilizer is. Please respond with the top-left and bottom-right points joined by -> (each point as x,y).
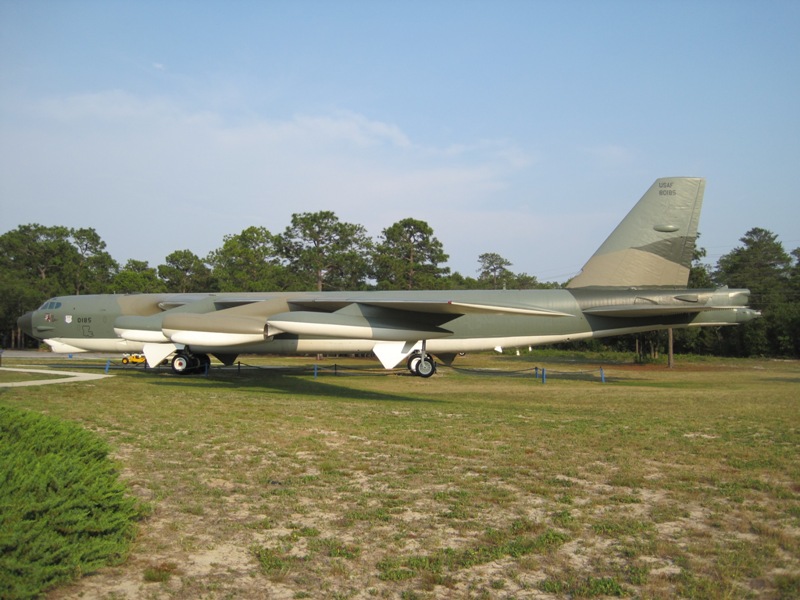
583,304 -> 729,318
582,288 -> 754,318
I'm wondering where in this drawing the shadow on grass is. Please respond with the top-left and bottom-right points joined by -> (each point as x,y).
764,377 -> 800,384
450,365 -> 616,384
141,367 -> 445,404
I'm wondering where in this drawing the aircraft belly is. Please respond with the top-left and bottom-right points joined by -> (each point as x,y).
190,333 -> 593,357
189,338 -> 374,355
46,337 -> 144,353
44,340 -> 91,354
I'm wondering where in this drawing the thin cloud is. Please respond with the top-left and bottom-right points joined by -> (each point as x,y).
33,90 -> 180,123
1,89 -> 533,270
580,144 -> 637,169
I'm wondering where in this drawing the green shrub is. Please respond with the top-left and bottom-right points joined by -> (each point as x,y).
0,405 -> 144,599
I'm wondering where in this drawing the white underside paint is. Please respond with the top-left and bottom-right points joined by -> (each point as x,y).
143,342 -> 178,368
164,330 -> 267,347
372,341 -> 423,368
46,338 -> 144,353
43,320 -> 716,367
266,319 -> 450,342
115,328 -> 170,343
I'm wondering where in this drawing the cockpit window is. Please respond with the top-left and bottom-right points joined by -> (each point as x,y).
38,300 -> 63,310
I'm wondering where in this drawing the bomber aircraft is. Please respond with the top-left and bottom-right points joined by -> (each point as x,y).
18,177 -> 759,377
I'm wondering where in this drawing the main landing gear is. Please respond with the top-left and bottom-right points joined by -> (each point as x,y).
171,351 -> 211,375
406,351 -> 437,378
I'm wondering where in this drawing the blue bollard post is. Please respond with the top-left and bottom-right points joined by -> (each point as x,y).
105,360 -> 111,374
542,368 -> 546,384
600,367 -> 605,383
535,366 -> 539,378
314,364 -> 318,378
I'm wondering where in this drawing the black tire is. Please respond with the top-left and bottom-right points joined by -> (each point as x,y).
407,353 -> 421,374
196,354 -> 211,373
415,357 -> 436,378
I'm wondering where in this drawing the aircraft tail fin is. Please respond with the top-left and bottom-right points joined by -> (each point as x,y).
567,177 -> 705,288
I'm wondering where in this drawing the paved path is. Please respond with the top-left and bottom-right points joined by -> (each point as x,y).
0,367 -> 114,388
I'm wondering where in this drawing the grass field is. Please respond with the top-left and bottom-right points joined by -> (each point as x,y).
1,352 -> 798,599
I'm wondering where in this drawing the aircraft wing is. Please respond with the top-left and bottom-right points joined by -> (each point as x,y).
580,289 -> 754,318
159,296 -> 574,317
125,295 -> 575,369
286,298 -> 574,317
269,298 -> 572,341
155,297 -> 273,312
123,295 -> 573,348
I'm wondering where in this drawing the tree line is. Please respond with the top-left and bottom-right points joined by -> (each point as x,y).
1,214 -> 797,357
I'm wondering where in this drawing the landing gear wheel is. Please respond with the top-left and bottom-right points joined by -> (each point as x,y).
415,357 -> 436,378
407,353 -> 422,374
171,353 -> 192,374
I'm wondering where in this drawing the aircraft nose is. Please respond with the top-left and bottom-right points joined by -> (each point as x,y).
17,311 -> 34,337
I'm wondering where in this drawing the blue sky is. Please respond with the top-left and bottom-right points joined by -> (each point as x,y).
2,0 -> 798,282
